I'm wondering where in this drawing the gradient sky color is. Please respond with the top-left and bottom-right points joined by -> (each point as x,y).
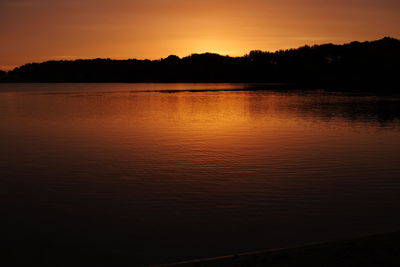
1,0 -> 399,70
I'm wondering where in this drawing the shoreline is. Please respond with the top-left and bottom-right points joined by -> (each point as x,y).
155,231 -> 400,266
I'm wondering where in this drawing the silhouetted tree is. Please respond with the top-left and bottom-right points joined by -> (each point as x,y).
3,37 -> 400,91
0,70 -> 6,80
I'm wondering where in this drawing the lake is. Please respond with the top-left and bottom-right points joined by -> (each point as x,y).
1,83 -> 400,266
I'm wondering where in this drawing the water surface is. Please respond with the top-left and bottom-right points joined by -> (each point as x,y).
1,83 -> 400,266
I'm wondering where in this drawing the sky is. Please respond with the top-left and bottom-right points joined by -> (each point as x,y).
1,0 -> 399,70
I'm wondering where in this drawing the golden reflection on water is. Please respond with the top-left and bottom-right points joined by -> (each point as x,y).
1,84 -> 400,265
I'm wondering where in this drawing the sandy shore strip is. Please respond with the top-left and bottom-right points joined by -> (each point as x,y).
154,231 -> 400,267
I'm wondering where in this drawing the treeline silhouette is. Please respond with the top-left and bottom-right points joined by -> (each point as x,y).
0,70 -> 6,80
1,37 -> 399,89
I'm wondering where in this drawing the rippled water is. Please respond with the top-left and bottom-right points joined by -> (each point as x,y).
1,83 -> 400,266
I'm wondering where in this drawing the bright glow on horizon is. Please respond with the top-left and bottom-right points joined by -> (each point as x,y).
0,0 -> 399,70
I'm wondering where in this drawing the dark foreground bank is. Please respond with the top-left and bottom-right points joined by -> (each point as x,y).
157,231 -> 400,267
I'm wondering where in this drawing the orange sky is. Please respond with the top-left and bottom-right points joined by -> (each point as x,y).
1,0 -> 399,70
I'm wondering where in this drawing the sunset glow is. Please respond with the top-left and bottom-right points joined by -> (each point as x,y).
1,0 -> 399,70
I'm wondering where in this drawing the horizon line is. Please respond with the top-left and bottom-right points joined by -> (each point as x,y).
1,36 -> 398,72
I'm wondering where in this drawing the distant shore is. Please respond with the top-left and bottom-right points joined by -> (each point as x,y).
0,38 -> 399,93
156,231 -> 400,267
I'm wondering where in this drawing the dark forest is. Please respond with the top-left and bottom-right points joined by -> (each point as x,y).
1,37 -> 399,90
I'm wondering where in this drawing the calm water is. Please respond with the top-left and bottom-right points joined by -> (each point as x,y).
1,83 -> 400,266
